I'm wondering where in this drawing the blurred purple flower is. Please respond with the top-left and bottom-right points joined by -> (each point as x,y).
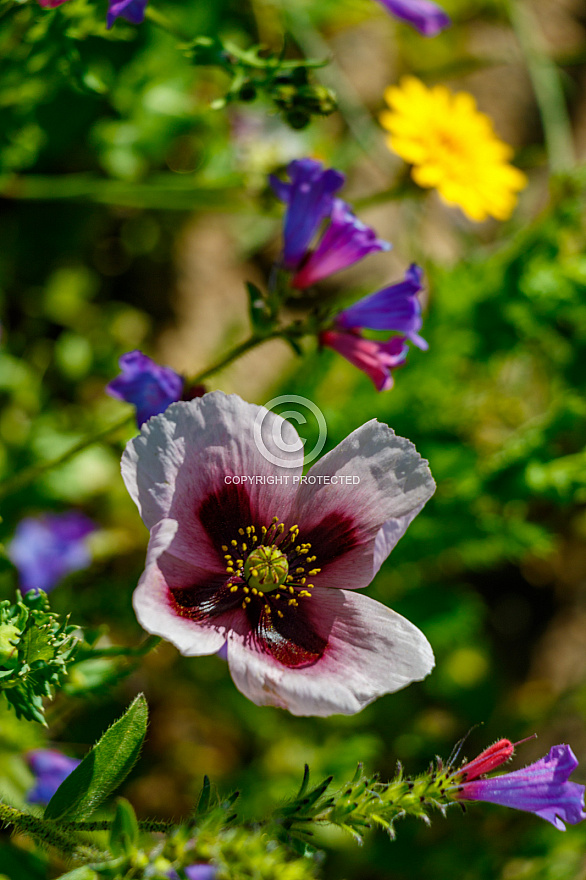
168,865 -> 217,880
270,159 -> 345,269
336,264 -> 428,349
27,749 -> 81,805
452,744 -> 586,830
376,0 -> 450,36
8,512 -> 96,593
107,0 -> 148,28
185,867 -> 218,880
106,350 -> 184,427
320,329 -> 408,391
292,200 -> 391,289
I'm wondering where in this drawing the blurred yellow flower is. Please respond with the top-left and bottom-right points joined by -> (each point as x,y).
380,76 -> 528,222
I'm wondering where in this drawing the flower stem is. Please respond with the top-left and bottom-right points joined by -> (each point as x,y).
281,6 -> 392,175
61,818 -> 173,833
0,330 -> 295,501
508,0 -> 575,173
0,413 -> 134,502
144,5 -> 192,42
185,330 -> 285,386
0,803 -> 89,854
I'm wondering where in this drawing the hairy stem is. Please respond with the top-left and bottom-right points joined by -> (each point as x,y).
0,803 -> 87,854
61,818 -> 174,833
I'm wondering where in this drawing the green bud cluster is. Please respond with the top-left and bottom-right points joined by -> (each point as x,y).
0,590 -> 78,724
272,760 -> 459,848
188,36 -> 337,131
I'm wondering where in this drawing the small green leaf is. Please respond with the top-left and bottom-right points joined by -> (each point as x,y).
296,764 -> 310,799
44,694 -> 148,821
246,282 -> 274,335
109,798 -> 139,858
52,869 -> 97,880
195,775 -> 212,817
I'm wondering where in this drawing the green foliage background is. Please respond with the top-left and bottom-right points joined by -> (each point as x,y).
1,0 -> 586,877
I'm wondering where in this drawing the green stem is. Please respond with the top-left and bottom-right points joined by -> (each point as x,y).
509,0 -> 575,173
281,7 -> 392,174
62,818 -> 174,833
0,173 -> 247,211
85,635 -> 162,659
0,413 -> 134,502
0,330 -> 293,502
0,803 -> 85,854
144,5 -> 192,42
186,330 -> 285,386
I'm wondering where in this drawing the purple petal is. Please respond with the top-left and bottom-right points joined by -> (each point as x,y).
456,744 -> 586,830
8,512 -> 96,593
27,749 -> 81,805
106,350 -> 184,427
292,200 -> 391,289
375,0 -> 451,36
336,264 -> 428,350
270,159 -> 345,269
185,867 -> 218,880
107,0 -> 148,27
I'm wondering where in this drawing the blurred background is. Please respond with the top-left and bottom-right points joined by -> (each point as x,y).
1,0 -> 586,877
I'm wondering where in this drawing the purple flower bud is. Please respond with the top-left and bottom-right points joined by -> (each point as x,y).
320,329 -> 408,391
27,749 -> 81,805
106,350 -> 184,427
336,264 -> 428,350
107,0 -> 148,28
292,200 -> 391,289
452,744 -> 586,830
270,159 -> 345,269
8,512 -> 96,593
375,0 -> 451,36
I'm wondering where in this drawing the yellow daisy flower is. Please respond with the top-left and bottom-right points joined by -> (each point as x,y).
380,76 -> 528,222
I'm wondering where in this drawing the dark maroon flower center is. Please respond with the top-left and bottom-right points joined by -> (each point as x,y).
170,484 -> 359,669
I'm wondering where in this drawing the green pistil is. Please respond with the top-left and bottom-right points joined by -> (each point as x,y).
244,545 -> 289,592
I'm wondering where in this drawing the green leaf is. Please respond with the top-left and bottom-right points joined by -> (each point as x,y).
109,798 -> 139,858
195,775 -> 212,817
44,694 -> 148,821
52,869 -> 97,880
246,282 -> 274,335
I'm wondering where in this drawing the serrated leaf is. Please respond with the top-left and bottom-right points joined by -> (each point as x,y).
44,694 -> 148,821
